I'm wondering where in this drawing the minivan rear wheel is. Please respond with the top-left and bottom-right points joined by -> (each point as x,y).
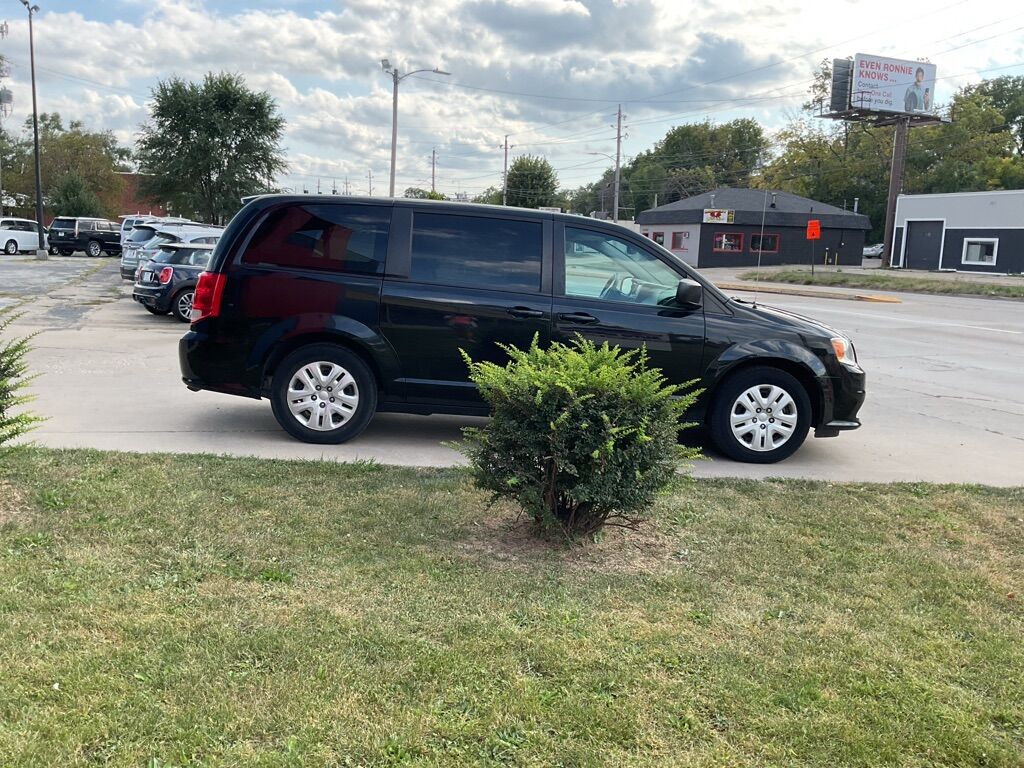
708,366 -> 811,464
270,344 -> 377,445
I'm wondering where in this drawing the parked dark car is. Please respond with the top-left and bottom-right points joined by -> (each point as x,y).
48,217 -> 121,257
133,243 -> 214,322
180,196 -> 865,463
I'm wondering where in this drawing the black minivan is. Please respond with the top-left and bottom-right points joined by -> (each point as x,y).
180,196 -> 865,463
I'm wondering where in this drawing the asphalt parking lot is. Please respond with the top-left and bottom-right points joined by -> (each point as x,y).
5,256 -> 1023,485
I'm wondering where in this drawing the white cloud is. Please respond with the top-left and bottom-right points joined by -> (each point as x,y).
0,0 -> 1017,197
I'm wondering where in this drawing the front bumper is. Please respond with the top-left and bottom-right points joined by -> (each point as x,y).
814,364 -> 865,438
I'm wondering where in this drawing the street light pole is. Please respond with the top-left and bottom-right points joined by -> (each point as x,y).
381,59 -> 450,198
22,0 -> 45,258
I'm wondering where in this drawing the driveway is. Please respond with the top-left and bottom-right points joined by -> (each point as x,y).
7,259 -> 1024,485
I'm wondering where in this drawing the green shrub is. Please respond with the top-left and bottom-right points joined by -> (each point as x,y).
0,309 -> 42,448
460,336 -> 700,540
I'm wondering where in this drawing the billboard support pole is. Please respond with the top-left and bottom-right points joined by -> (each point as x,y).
882,116 -> 910,268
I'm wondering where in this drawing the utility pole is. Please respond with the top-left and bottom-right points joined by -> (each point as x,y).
316,178 -> 321,194
344,176 -> 350,195
431,148 -> 436,193
882,116 -> 910,268
502,135 -> 510,206
613,104 -> 623,223
367,170 -> 373,197
22,0 -> 45,259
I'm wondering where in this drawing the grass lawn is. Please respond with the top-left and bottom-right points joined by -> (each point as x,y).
1,448 -> 1022,766
737,269 -> 1024,299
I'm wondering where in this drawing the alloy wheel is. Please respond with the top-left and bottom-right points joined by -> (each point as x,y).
286,361 -> 359,432
729,384 -> 799,452
176,291 -> 194,318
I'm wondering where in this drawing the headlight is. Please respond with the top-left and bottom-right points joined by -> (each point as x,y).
830,336 -> 858,367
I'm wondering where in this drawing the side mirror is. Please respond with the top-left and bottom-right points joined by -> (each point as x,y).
675,278 -> 703,309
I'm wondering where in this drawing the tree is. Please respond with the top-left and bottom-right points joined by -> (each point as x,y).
137,72 -> 286,224
403,187 -> 446,200
0,113 -> 128,218
759,76 -> 1024,242
471,186 -> 503,205
48,174 -> 104,217
505,155 -> 558,208
967,76 -> 1024,155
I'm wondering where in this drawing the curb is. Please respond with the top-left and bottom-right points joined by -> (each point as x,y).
716,282 -> 902,304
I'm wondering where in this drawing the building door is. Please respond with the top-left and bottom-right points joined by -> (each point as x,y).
903,221 -> 943,270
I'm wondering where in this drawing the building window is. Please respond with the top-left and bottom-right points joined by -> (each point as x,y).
713,232 -> 744,252
961,238 -> 997,266
750,233 -> 780,253
671,231 -> 689,250
651,232 -> 665,246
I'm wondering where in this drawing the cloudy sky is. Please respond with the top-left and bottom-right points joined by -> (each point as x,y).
2,0 -> 1022,200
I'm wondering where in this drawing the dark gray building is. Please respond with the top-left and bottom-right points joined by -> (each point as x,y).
637,188 -> 870,268
893,190 -> 1023,274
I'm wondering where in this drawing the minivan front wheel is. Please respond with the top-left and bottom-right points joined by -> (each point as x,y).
270,344 -> 377,444
4,239 -> 18,255
709,366 -> 811,464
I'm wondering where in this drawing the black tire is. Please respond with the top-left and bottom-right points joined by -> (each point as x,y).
4,239 -> 18,255
270,344 -> 377,445
170,289 -> 194,322
143,305 -> 167,316
708,365 -> 811,464
58,249 -> 74,256
86,240 -> 103,258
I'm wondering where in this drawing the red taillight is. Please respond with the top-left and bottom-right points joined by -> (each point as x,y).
158,267 -> 174,284
191,272 -> 226,323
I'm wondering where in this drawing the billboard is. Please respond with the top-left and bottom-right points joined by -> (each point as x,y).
702,209 -> 735,224
853,53 -> 937,115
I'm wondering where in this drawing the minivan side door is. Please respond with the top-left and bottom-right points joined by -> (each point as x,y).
15,220 -> 39,251
552,223 -> 705,387
379,207 -> 552,408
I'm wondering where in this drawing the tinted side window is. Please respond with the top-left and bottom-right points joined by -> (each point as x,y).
410,213 -> 542,293
242,204 -> 390,275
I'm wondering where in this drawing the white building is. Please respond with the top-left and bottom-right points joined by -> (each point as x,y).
893,190 -> 1024,274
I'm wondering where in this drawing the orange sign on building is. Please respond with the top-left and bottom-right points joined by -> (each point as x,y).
806,219 -> 821,240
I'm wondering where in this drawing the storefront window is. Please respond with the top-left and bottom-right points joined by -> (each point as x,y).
713,232 -> 744,252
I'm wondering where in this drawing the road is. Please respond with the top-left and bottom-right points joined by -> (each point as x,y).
6,257 -> 1023,485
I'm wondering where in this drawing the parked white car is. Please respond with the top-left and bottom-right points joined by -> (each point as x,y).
0,217 -> 47,254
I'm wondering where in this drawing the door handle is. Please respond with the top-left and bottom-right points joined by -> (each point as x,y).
507,306 -> 544,319
557,312 -> 599,325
